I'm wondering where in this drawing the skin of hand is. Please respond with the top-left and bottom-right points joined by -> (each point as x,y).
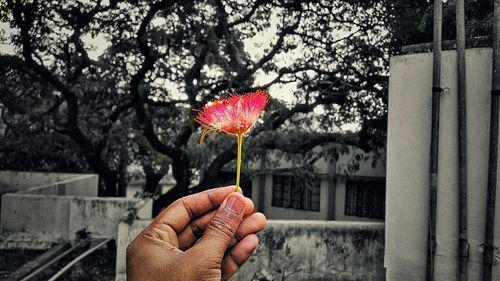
126,186 -> 267,281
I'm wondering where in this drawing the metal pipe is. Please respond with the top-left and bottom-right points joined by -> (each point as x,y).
19,240 -> 88,281
456,1 -> 469,280
426,1 -> 443,281
47,238 -> 112,281
483,1 -> 500,280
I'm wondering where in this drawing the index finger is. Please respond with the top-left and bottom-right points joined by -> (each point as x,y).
151,186 -> 244,233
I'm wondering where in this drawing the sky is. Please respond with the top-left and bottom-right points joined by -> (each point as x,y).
0,22 -> 14,55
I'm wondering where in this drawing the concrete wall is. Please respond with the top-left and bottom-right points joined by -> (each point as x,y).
0,194 -> 72,241
0,172 -> 98,220
60,175 -> 99,196
386,48 -> 500,280
237,221 -> 385,281
114,220 -> 385,281
17,176 -> 98,197
0,194 -> 152,245
68,197 -> 152,239
0,171 -> 151,250
115,220 -> 151,281
0,171 -> 97,193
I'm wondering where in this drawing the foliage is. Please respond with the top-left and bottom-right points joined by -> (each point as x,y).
122,206 -> 140,225
390,0 -> 494,48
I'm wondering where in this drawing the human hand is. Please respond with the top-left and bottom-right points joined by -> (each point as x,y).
126,186 -> 267,281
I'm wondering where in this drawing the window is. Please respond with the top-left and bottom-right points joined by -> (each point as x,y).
272,175 -> 321,211
345,179 -> 385,219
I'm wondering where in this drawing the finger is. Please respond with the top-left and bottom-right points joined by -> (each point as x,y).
222,234 -> 259,281
177,209 -> 216,250
242,196 -> 255,214
150,186 -> 240,236
177,198 -> 255,250
230,212 -> 266,247
190,193 -> 246,260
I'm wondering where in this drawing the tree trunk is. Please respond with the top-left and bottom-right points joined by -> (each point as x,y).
144,174 -> 161,195
67,129 -> 121,197
99,171 -> 119,197
144,168 -> 163,195
152,159 -> 190,216
195,145 -> 237,193
195,172 -> 221,193
143,160 -> 170,194
118,160 -> 128,197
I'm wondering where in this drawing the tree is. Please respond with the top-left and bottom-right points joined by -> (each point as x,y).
0,0 -> 392,210
123,0 -> 392,210
0,1 -> 138,196
390,0 -> 494,48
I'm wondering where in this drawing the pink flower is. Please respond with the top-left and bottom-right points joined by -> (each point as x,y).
195,90 -> 269,143
195,90 -> 269,192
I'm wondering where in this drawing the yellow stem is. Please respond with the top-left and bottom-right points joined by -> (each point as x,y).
235,134 -> 244,192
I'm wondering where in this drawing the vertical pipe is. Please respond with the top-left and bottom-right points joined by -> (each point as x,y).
258,150 -> 266,212
483,1 -> 500,280
426,1 -> 443,281
327,156 -> 337,220
456,1 -> 469,280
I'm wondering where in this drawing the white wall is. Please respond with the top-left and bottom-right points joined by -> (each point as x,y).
386,48 -> 500,280
16,176 -> 99,197
68,197 -> 152,239
62,176 -> 99,196
1,194 -> 72,241
0,171 -> 97,192
115,220 -> 151,281
0,194 -> 152,244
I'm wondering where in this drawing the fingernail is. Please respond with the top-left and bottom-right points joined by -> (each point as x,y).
225,195 -> 245,214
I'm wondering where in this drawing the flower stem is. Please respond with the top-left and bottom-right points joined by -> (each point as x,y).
236,134 -> 244,192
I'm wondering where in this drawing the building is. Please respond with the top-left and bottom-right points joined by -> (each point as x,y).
248,146 -> 386,221
385,46 -> 500,280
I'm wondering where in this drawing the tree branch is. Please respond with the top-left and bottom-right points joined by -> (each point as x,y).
247,18 -> 301,77
131,0 -> 186,161
228,0 -> 270,27
260,132 -> 358,153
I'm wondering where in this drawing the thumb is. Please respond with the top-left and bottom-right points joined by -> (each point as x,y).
191,193 -> 246,259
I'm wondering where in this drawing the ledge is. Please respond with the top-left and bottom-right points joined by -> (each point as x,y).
401,36 -> 491,54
